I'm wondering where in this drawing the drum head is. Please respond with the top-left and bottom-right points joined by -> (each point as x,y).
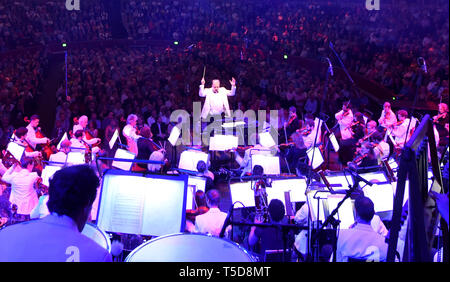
125,233 -> 255,262
82,223 -> 111,252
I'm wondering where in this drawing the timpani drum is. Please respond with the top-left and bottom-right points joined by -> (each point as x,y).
81,223 -> 112,253
125,233 -> 255,262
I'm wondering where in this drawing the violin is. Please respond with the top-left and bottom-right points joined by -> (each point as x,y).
286,113 -> 297,127
34,177 -> 49,197
433,112 -> 448,123
297,128 -> 312,136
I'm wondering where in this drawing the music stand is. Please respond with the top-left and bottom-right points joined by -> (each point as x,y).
178,149 -> 209,172
6,141 -> 25,162
209,135 -> 239,151
66,151 -> 86,165
111,149 -> 136,171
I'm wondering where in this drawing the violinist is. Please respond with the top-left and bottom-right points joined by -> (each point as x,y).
378,102 -> 397,129
73,115 -> 101,148
335,101 -> 354,141
25,115 -> 50,150
286,119 -> 315,172
1,157 -> 40,222
389,110 -> 410,149
338,112 -> 365,166
284,106 -> 300,139
136,126 -> 156,170
69,130 -> 89,153
433,103 -> 449,151
123,114 -> 141,155
234,133 -> 274,177
357,120 -> 378,146
48,140 -> 71,166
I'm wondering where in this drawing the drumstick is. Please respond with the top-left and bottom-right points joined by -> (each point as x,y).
202,66 -> 206,79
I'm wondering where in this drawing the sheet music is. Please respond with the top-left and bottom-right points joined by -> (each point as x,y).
57,132 -> 68,150
141,178 -> 187,236
98,175 -> 146,235
6,141 -> 25,161
326,194 -> 355,229
109,129 -> 119,149
270,178 -> 307,202
168,126 -> 181,146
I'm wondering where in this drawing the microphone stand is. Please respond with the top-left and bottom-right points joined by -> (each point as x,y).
229,220 -> 307,262
309,176 -> 361,262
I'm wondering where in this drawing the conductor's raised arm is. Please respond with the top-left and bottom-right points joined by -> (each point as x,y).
227,77 -> 236,96
199,77 -> 206,97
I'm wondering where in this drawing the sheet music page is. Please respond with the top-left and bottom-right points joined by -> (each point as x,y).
98,175 -> 146,234
109,129 -> 119,149
141,178 -> 186,236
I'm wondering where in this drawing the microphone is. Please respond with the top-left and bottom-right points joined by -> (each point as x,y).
345,168 -> 373,187
326,58 -> 334,76
219,203 -> 235,238
418,57 -> 427,73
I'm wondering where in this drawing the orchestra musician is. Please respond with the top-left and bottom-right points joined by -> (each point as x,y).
135,125 -> 159,171
48,140 -> 72,166
234,132 -> 275,177
69,130 -> 89,154
338,112 -> 365,166
122,114 -> 141,155
1,157 -> 40,222
335,101 -> 354,141
73,115 -> 101,147
285,119 -> 316,173
389,110 -> 411,149
25,115 -> 50,151
378,102 -> 397,129
12,127 -> 42,159
284,106 -> 300,140
433,103 -> 449,152
72,116 -> 102,162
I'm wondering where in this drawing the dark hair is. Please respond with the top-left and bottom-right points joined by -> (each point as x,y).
195,190 -> 207,208
354,195 -> 375,223
140,126 -> 151,139
15,127 -> 28,138
30,114 -> 40,121
206,189 -> 220,207
196,160 -> 207,173
354,112 -> 365,124
74,130 -> 84,138
252,165 -> 264,176
268,199 -> 285,222
20,156 -> 34,168
47,165 -> 99,220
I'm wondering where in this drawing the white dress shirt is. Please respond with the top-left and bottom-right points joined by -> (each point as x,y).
25,124 -> 47,149
49,151 -> 68,165
199,85 -> 236,119
194,207 -> 228,236
123,124 -> 141,155
391,118 -> 410,147
378,109 -> 397,128
0,213 -> 112,262
1,166 -> 39,215
335,109 -> 354,140
336,223 -> 388,262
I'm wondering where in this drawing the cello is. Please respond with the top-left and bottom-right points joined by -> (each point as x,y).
24,117 -> 54,160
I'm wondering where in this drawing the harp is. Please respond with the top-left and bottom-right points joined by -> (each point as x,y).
387,115 -> 448,262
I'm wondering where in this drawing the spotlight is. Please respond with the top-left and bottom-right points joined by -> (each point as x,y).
62,43 -> 67,48
174,41 -> 179,45
283,54 -> 288,60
